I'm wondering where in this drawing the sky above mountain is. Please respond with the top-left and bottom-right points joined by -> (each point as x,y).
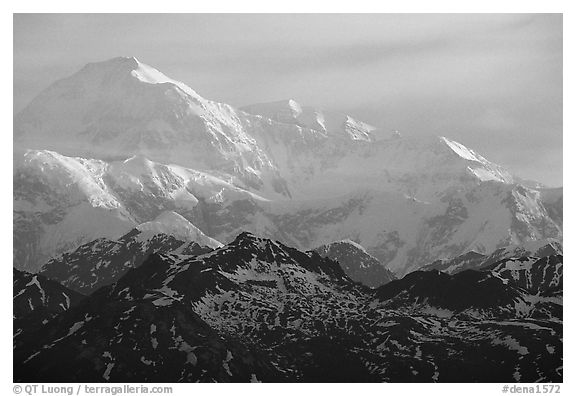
13,14 -> 562,186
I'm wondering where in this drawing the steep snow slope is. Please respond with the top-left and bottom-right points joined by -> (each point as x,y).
14,149 -> 252,272
13,150 -> 137,272
136,211 -> 222,249
242,99 -> 512,197
292,135 -> 513,200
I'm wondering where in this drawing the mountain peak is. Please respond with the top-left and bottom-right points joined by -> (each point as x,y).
67,56 -> 203,100
369,135 -> 514,184
118,154 -> 155,175
439,136 -> 488,163
99,56 -> 140,67
77,56 -> 143,81
242,99 -> 303,122
82,56 -> 140,72
241,99 -> 376,141
136,211 -> 222,249
313,239 -> 396,287
318,239 -> 371,256
232,231 -> 263,245
336,239 -> 369,253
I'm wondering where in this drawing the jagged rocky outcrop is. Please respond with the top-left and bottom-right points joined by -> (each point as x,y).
313,240 -> 395,287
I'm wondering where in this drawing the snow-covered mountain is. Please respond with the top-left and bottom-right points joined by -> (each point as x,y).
13,149 -> 239,272
13,57 -> 562,277
13,150 -> 136,272
13,268 -> 85,352
15,233 -> 562,382
241,99 -> 379,142
14,148 -> 562,276
12,57 -> 517,199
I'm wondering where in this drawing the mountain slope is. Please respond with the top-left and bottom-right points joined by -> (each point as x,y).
421,238 -> 562,274
13,57 -> 562,276
40,226 -> 215,295
14,149 -> 246,272
13,57 -> 525,201
14,266 -> 281,382
15,234 -> 562,382
14,269 -> 85,319
539,187 -> 563,228
135,211 -> 222,249
13,268 -> 85,352
313,240 -> 396,287
13,150 -> 137,272
374,269 -> 543,319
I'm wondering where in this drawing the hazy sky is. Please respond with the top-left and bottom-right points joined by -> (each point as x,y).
13,14 -> 562,186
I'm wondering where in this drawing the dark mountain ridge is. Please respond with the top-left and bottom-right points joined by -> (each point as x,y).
14,232 -> 562,382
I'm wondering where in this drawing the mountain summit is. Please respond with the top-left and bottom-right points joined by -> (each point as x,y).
14,57 -> 562,276
16,57 -> 515,200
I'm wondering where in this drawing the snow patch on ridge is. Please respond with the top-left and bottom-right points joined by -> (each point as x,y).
128,58 -> 204,101
136,211 -> 223,249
